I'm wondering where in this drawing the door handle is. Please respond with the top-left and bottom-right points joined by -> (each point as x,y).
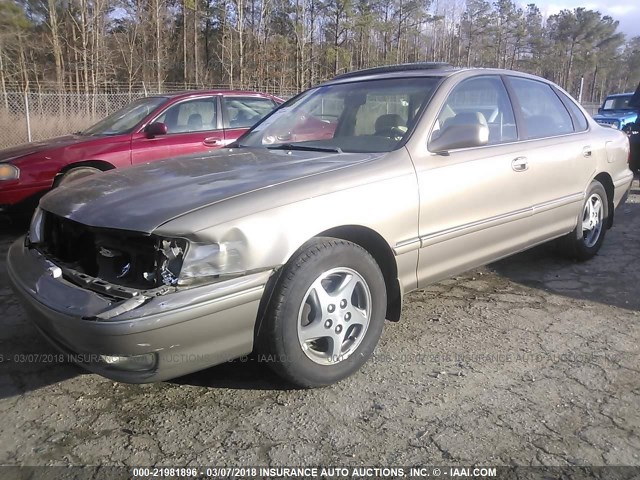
582,146 -> 592,157
511,157 -> 528,172
203,137 -> 222,146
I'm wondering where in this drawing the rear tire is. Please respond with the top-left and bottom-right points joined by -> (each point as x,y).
259,238 -> 387,388
57,166 -> 102,186
559,180 -> 608,261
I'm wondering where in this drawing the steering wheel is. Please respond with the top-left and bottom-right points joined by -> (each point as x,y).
376,126 -> 406,141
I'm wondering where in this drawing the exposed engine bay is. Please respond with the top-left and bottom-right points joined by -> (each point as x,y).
33,212 -> 186,298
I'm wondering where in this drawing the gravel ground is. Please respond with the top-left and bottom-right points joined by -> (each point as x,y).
0,180 -> 638,467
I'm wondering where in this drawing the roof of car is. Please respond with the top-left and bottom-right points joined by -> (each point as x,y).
605,92 -> 634,97
332,62 -> 455,80
153,89 -> 278,99
324,63 -> 459,85
323,64 -> 559,87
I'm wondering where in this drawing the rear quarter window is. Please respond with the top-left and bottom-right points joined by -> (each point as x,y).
557,91 -> 589,132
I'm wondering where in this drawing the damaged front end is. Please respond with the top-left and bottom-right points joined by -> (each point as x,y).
28,209 -> 186,302
25,208 -> 252,322
7,208 -> 270,381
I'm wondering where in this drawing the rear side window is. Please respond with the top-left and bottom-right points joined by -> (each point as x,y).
224,97 -> 277,128
509,77 -> 574,139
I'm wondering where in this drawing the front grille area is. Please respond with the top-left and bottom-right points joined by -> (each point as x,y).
37,212 -> 185,291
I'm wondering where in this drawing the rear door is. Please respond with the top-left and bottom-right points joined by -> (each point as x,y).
221,96 -> 279,144
505,76 -> 593,240
131,96 -> 224,164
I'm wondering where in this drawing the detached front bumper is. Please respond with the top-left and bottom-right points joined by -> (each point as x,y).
7,237 -> 268,383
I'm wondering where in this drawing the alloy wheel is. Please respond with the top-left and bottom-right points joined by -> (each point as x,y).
582,193 -> 603,248
297,267 -> 372,365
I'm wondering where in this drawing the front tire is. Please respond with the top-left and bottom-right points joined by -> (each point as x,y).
559,180 -> 608,261
259,238 -> 387,387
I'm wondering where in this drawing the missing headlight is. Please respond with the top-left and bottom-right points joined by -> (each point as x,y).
37,212 -> 189,291
154,239 -> 185,286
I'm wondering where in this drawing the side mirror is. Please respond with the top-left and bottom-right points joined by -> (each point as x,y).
597,108 -> 603,114
145,122 -> 168,138
429,124 -> 489,153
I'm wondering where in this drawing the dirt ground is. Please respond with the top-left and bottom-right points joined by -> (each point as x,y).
0,180 -> 638,468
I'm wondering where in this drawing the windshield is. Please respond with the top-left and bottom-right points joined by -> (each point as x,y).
602,95 -> 633,111
238,77 -> 441,153
83,97 -> 168,136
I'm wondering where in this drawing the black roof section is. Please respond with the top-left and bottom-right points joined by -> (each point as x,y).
332,62 -> 454,80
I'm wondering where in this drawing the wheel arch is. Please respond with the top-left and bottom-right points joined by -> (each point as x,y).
315,225 -> 402,322
254,224 -> 403,349
54,160 -> 116,186
593,172 -> 614,228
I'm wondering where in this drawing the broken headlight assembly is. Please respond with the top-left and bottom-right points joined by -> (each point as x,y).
27,210 -> 249,292
143,238 -> 187,287
178,241 -> 246,287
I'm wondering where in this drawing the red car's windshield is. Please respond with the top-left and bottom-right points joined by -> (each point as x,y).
82,96 -> 167,136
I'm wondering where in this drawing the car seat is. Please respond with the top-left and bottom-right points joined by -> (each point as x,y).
374,114 -> 407,138
443,111 -> 488,130
187,113 -> 203,131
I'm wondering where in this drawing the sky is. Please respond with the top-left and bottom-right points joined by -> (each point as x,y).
528,0 -> 640,39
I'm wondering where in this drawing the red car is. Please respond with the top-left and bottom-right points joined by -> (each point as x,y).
0,90 -> 283,215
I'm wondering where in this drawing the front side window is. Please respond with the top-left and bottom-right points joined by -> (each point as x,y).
155,97 -> 218,134
509,77 -> 574,139
225,97 -> 277,128
431,76 -> 517,146
238,77 -> 441,153
82,97 -> 167,136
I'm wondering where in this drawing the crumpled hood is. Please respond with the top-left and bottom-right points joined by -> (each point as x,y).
40,148 -> 380,233
0,135 -> 89,163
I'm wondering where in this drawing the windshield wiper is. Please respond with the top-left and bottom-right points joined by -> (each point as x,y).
267,143 -> 343,153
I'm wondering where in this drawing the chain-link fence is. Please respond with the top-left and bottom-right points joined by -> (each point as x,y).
0,87 -> 298,149
0,90 -> 602,150
0,92 -> 152,149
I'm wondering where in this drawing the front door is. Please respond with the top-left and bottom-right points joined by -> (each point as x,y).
131,96 -> 224,165
411,75 -> 534,286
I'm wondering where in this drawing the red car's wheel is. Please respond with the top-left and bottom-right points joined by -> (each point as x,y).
57,166 -> 102,186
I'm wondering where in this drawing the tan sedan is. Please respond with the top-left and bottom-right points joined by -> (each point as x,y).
7,64 -> 634,387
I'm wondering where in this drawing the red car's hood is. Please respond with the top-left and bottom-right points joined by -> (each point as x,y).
0,134 -> 91,162
39,147 -> 382,234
